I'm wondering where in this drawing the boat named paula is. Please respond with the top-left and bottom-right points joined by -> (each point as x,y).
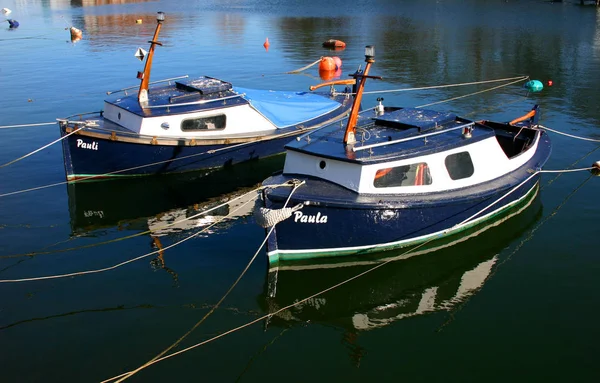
256,45 -> 552,267
57,12 -> 354,181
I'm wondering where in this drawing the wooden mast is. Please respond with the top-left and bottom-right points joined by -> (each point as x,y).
138,11 -> 165,103
344,45 -> 378,145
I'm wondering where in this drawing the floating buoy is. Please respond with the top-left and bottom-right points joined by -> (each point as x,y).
2,7 -> 11,15
263,37 -> 270,51
547,80 -> 553,86
7,19 -> 19,28
70,26 -> 83,41
332,56 -> 342,70
322,39 -> 346,49
524,79 -> 544,92
591,161 -> 600,176
319,56 -> 336,71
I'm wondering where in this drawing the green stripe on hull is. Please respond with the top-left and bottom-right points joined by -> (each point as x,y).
269,182 -> 539,266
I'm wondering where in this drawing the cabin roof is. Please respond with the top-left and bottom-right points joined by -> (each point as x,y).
105,76 -> 248,117
285,107 -> 496,164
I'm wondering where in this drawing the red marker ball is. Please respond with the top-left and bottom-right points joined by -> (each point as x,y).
547,80 -> 553,86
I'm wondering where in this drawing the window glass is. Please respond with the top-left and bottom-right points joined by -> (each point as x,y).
181,115 -> 226,131
374,163 -> 432,188
445,151 -> 474,180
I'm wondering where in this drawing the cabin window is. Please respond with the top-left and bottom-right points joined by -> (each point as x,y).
181,114 -> 226,131
374,163 -> 432,188
445,151 -> 474,180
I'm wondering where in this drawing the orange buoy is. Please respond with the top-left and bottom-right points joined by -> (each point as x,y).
319,67 -> 342,81
263,37 -> 270,51
319,56 -> 336,71
332,56 -> 342,70
322,39 -> 346,49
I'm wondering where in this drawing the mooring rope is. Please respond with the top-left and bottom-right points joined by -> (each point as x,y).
0,126 -> 82,168
286,58 -> 323,74
0,122 -> 56,129
541,125 -> 600,143
111,180 -> 305,383
0,186 -> 267,282
363,75 -> 529,96
100,162 -> 597,381
416,76 -> 529,108
456,166 -> 594,227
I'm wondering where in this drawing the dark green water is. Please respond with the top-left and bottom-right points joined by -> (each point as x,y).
1,0 -> 599,381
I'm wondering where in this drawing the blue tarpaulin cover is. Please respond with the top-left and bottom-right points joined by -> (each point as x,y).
234,87 -> 341,129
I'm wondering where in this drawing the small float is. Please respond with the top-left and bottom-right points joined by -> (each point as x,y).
57,12 -> 354,181
256,45 -> 552,267
322,39 -> 346,49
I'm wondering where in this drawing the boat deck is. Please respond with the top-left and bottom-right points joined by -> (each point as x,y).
286,107 -> 497,164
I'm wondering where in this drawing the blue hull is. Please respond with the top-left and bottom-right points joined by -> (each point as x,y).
60,126 -> 291,180
261,132 -> 551,264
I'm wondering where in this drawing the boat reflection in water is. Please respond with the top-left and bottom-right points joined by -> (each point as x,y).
66,154 -> 284,234
260,186 -> 542,334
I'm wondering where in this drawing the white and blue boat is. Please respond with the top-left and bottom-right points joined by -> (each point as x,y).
57,12 -> 353,181
257,45 -> 552,267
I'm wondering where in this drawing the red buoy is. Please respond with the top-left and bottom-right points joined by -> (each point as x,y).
547,80 -> 553,86
319,57 -> 336,71
322,39 -> 346,49
263,37 -> 270,51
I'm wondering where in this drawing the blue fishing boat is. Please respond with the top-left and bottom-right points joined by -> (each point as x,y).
57,12 -> 353,181
256,45 -> 552,267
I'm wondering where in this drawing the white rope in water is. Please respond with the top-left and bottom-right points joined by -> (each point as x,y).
416,77 -> 529,108
0,186 -> 267,283
363,75 -> 529,96
0,122 -> 56,129
100,163 -> 595,381
110,180 -> 305,383
0,126 -> 82,168
541,125 -> 600,143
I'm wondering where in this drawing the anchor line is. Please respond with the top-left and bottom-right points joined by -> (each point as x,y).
0,126 -> 82,168
111,180 -> 305,383
100,163 -> 598,381
0,185 -> 278,282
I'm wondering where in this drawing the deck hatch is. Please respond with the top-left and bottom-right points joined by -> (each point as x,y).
373,108 -> 457,131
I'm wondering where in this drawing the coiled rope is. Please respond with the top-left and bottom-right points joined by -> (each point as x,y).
100,163 -> 595,381
110,179 -> 305,383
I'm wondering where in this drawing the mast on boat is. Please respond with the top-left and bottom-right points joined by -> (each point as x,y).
344,45 -> 381,145
137,11 -> 165,104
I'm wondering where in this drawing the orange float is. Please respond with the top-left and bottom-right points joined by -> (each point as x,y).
319,56 -> 336,71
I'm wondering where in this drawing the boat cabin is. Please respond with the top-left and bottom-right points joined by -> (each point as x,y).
283,107 -> 541,195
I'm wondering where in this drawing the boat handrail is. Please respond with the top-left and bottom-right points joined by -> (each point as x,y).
105,75 -> 190,95
143,93 -> 246,109
353,121 -> 475,152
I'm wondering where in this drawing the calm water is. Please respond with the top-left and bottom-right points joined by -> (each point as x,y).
1,0 -> 599,381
